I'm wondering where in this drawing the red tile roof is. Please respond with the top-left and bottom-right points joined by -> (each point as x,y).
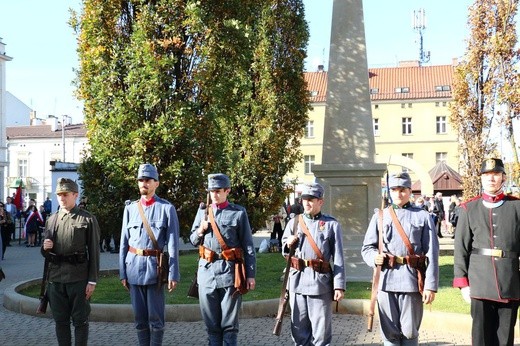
304,63 -> 454,102
6,124 -> 86,139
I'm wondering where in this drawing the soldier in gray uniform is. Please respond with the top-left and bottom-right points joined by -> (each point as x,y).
190,173 -> 256,346
282,183 -> 345,346
362,173 -> 439,346
42,178 -> 100,346
453,158 -> 520,345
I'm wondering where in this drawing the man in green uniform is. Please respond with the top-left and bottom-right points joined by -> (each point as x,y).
42,178 -> 100,346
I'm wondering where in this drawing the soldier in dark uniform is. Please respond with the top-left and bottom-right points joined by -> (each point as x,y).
189,173 -> 256,346
453,158 -> 520,345
42,178 -> 100,346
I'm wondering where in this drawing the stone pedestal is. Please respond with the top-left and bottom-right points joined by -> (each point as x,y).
313,0 -> 386,281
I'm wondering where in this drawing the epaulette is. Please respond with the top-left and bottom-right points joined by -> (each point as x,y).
507,194 -> 520,201
321,213 -> 337,221
460,195 -> 481,210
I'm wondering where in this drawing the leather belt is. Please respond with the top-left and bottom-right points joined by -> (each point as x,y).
290,257 -> 331,273
472,248 -> 519,259
394,256 -> 409,265
129,246 -> 160,256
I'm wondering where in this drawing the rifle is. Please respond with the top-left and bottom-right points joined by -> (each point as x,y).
273,215 -> 299,336
367,186 -> 386,332
37,212 -> 58,314
272,242 -> 296,336
187,193 -> 210,299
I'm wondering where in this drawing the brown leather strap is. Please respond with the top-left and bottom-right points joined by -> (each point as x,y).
388,207 -> 415,256
290,257 -> 331,273
297,215 -> 324,261
137,200 -> 161,251
129,246 -> 160,256
208,206 -> 229,250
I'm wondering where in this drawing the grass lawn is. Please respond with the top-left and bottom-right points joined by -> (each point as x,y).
21,253 -> 470,314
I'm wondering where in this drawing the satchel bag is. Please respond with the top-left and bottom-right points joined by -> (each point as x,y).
187,272 -> 199,299
158,251 -> 169,285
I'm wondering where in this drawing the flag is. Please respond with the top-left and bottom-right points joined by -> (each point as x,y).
13,181 -> 23,211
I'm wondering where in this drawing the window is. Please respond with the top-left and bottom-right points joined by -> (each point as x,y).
401,103 -> 405,109
370,88 -> 379,94
18,159 -> 28,177
436,116 -> 447,134
304,155 -> 315,175
374,104 -> 379,109
373,118 -> 380,136
435,102 -> 440,107
435,85 -> 451,92
395,87 -> 410,93
436,152 -> 447,163
402,153 -> 413,172
305,120 -> 315,138
309,90 -> 319,97
408,103 -> 412,108
402,117 -> 412,135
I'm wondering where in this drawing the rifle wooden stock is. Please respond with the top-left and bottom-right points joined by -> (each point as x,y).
36,256 -> 50,314
367,265 -> 381,332
273,244 -> 296,336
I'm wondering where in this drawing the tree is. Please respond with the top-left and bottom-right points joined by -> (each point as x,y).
72,0 -> 309,235
450,0 -> 520,198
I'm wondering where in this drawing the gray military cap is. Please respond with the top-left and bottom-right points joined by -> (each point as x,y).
137,163 -> 159,181
208,173 -> 230,190
56,178 -> 79,194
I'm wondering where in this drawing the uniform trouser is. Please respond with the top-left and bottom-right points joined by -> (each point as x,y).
198,285 -> 241,346
377,291 -> 422,346
289,291 -> 333,346
47,280 -> 91,346
471,298 -> 519,346
129,283 -> 166,346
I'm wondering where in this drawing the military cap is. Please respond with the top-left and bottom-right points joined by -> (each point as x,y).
55,178 -> 79,194
137,163 -> 159,181
208,173 -> 230,190
301,183 -> 324,199
388,172 -> 412,189
480,158 -> 505,174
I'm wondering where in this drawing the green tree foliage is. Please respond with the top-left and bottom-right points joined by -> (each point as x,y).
450,0 -> 520,198
72,0 -> 309,235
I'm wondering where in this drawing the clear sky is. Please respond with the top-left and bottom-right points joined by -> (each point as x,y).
0,0 -> 474,123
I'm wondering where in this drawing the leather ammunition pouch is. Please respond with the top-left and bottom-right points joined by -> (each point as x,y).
199,246 -> 243,263
47,252 -> 87,265
290,257 -> 331,273
383,254 -> 426,269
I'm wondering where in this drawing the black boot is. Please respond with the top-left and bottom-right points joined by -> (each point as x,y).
151,328 -> 164,346
56,323 -> 72,346
0,267 -> 5,281
137,328 -> 150,346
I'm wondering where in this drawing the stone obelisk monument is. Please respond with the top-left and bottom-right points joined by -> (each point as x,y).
312,0 -> 386,281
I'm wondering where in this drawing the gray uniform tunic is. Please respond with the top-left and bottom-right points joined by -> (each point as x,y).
361,204 -> 439,343
281,213 -> 345,346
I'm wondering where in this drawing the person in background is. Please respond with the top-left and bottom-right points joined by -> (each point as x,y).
270,205 -> 287,249
119,163 -> 180,346
42,178 -> 100,346
282,183 -> 345,345
5,197 -> 16,243
190,173 -> 256,346
44,196 -> 52,215
0,202 -> 13,258
362,172 -> 439,346
432,192 -> 445,238
25,205 -> 43,247
453,158 -> 520,345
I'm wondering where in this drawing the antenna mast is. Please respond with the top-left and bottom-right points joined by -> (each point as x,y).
412,9 -> 430,65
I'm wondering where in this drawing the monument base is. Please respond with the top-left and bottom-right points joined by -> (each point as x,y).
313,163 -> 386,281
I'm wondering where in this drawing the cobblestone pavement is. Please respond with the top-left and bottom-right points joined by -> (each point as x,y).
0,234 -> 499,346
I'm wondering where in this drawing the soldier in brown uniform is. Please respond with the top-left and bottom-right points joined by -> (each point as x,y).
453,158 -> 520,346
42,178 -> 100,346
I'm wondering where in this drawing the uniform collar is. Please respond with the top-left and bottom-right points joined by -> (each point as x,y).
304,212 -> 322,220
212,201 -> 229,210
482,191 -> 505,203
392,202 -> 412,209
140,196 -> 156,207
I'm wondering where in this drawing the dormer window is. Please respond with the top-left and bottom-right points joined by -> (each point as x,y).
309,90 -> 319,97
435,85 -> 451,92
395,87 -> 410,93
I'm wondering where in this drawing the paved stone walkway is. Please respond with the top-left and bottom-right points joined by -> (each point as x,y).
0,233 -> 499,345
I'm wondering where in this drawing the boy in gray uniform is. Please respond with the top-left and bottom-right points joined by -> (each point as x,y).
282,183 -> 345,346
362,172 -> 439,346
190,173 -> 256,346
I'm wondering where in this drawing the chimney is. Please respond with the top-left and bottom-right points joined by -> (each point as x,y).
452,57 -> 459,66
47,115 -> 58,132
317,64 -> 325,72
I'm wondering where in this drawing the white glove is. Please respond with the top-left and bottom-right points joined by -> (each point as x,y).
461,286 -> 471,304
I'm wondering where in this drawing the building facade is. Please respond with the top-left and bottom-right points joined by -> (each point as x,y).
0,38 -> 13,201
6,117 -> 87,207
286,61 -> 458,195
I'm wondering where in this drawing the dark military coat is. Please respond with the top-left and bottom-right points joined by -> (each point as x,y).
453,195 -> 520,302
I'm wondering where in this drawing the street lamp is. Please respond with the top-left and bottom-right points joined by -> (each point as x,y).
61,115 -> 72,161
